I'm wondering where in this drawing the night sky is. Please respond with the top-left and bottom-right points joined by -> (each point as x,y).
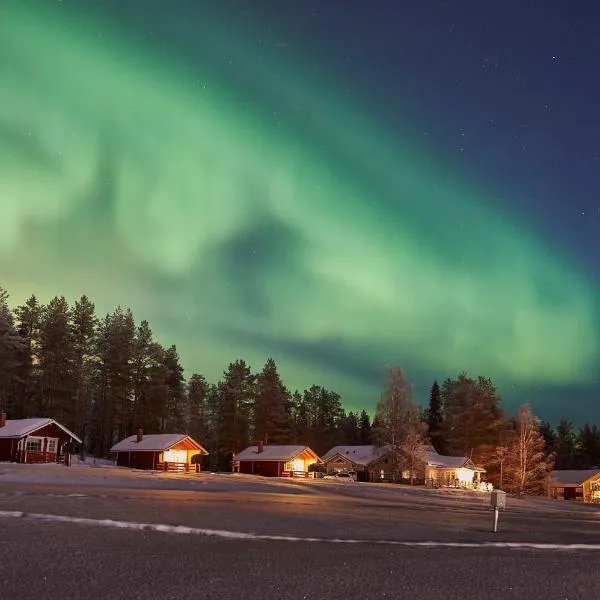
2,0 -> 600,423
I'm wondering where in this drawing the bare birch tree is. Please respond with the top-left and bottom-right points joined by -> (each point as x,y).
504,404 -> 555,495
373,366 -> 426,483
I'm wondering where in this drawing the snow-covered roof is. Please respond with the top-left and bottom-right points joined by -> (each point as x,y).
234,445 -> 319,462
423,451 -> 486,471
422,451 -> 472,469
321,445 -> 391,466
110,434 -> 208,453
0,418 -> 82,443
550,469 -> 600,487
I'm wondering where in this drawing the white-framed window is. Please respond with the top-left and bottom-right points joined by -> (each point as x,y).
25,437 -> 43,452
47,439 -> 58,453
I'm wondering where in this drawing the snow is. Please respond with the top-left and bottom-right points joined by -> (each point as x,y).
0,461 -> 203,488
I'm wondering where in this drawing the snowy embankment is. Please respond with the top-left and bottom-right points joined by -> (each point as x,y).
0,460 -> 211,489
0,461 -> 308,493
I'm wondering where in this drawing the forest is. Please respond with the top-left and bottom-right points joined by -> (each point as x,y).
1,288 -> 598,492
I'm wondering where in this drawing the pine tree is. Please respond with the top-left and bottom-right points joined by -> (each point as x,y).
340,411 -> 360,444
0,288 -> 25,416
555,419 -> 576,469
216,360 -> 254,469
290,390 -> 309,444
302,385 -> 344,453
144,344 -> 170,434
441,373 -> 506,467
38,296 -> 76,424
357,409 -> 371,444
204,383 -> 220,471
163,345 -> 186,432
13,295 -> 42,418
538,421 -> 556,453
70,295 -> 97,452
425,380 -> 444,453
131,320 -> 157,431
253,358 -> 292,444
576,424 -> 600,468
90,308 -> 135,454
187,373 -> 209,441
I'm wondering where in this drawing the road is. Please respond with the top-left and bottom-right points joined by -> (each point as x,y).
1,467 -> 600,599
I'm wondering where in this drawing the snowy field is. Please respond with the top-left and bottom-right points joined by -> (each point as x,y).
0,460 -> 598,518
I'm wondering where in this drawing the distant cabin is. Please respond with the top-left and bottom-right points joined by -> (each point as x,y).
233,442 -> 321,478
548,469 -> 600,503
0,413 -> 81,464
421,451 -> 486,486
321,445 -> 393,481
321,444 -> 486,485
110,430 -> 209,472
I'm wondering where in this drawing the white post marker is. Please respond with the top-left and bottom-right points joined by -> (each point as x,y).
490,489 -> 507,533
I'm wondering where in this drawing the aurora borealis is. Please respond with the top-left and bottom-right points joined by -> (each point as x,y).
2,1 -> 599,420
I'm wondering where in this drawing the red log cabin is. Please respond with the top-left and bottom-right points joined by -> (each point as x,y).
0,413 -> 82,464
110,430 -> 209,472
233,442 -> 321,477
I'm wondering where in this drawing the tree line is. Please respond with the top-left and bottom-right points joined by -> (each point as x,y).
0,289 -> 372,470
0,288 -> 596,493
371,367 -> 555,494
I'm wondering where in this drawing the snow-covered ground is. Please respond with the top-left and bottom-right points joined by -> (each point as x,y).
0,461 -> 215,489
0,461 -> 312,492
1,461 -> 599,516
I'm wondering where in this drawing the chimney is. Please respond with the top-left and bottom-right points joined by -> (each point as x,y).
257,440 -> 264,453
0,412 -> 6,428
136,429 -> 143,443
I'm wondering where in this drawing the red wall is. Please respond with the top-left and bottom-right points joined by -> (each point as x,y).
116,451 -> 157,470
0,422 -> 78,463
0,438 -> 17,462
28,423 -> 74,445
239,460 -> 282,477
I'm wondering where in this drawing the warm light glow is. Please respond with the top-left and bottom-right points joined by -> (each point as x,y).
163,449 -> 187,463
426,467 -> 437,480
456,468 -> 474,484
291,459 -> 304,472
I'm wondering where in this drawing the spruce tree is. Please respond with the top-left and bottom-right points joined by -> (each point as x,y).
38,296 -> 76,424
163,345 -> 186,432
0,288 -> 25,417
70,295 -> 97,452
358,409 -> 371,444
216,360 -> 254,469
426,380 -> 444,453
13,294 -> 42,417
253,358 -> 292,444
187,373 -> 209,441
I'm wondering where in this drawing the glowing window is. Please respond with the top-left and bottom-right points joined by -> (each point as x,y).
163,449 -> 187,463
456,468 -> 474,484
286,458 -> 304,472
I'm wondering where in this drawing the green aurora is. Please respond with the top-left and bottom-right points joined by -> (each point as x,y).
0,1 -> 598,410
